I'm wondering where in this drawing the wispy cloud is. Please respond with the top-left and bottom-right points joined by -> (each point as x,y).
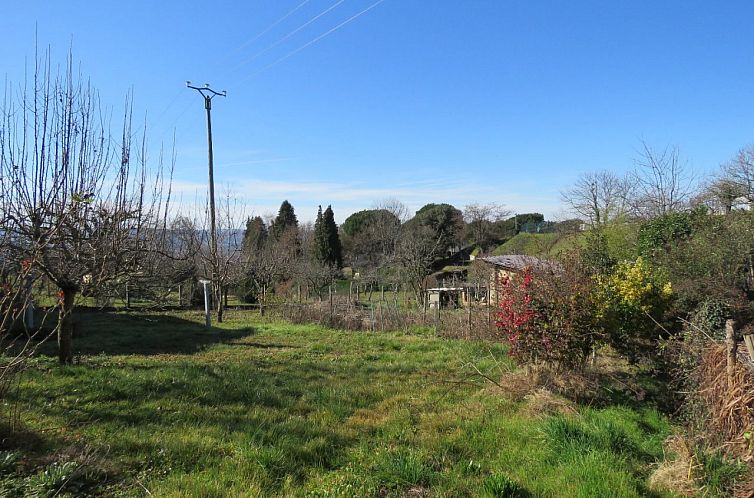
219,158 -> 295,167
167,176 -> 562,223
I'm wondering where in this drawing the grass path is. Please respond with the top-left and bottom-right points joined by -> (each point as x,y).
8,310 -> 675,497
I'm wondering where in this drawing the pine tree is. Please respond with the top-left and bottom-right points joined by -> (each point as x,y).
271,200 -> 298,239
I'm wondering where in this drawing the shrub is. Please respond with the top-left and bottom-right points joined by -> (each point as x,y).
595,256 -> 673,361
688,299 -> 730,341
495,262 -> 600,369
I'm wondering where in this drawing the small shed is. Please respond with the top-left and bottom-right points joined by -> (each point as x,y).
426,285 -> 489,309
478,255 -> 561,303
426,287 -> 464,309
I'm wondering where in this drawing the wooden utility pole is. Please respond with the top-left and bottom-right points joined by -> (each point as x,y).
187,81 -> 227,322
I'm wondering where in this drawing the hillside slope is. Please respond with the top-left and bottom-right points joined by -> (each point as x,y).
491,232 -> 585,258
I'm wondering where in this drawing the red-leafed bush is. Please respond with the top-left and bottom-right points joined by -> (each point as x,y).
495,264 -> 600,369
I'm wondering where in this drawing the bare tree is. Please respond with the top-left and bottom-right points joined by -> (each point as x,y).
560,170 -> 630,226
241,220 -> 297,313
720,146 -> 754,207
212,194 -> 245,321
394,224 -> 443,306
463,202 -> 510,248
630,143 -> 695,218
0,51 -> 170,363
693,177 -> 746,214
376,198 -> 410,224
0,229 -> 59,407
178,192 -> 245,322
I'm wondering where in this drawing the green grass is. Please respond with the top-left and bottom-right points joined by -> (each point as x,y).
492,232 -> 585,258
3,310 -> 677,497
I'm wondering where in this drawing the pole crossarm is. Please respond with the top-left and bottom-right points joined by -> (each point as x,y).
187,82 -> 227,109
186,81 -> 227,98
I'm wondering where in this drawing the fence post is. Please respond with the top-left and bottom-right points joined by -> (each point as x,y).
329,285 -> 334,322
726,319 -> 738,389
743,333 -> 754,363
467,300 -> 472,338
487,294 -> 491,330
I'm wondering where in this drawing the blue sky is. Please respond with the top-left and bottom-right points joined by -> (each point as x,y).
3,1 -> 754,223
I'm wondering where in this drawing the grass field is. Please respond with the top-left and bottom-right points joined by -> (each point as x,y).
3,310 -> 678,497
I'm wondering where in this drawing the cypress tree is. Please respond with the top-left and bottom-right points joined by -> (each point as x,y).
242,216 -> 268,253
312,205 -> 342,268
313,205 -> 327,263
323,205 -> 343,268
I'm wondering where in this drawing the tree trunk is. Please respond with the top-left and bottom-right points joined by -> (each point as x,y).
58,287 -> 77,365
260,284 -> 266,317
215,284 -> 223,323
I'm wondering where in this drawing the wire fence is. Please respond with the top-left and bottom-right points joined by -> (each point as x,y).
257,297 -> 501,340
29,279 -> 503,340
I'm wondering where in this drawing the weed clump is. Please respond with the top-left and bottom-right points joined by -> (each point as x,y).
372,449 -> 434,491
482,473 -> 528,497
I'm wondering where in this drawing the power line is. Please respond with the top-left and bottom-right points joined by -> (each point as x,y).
231,0 -> 348,73
235,0 -> 312,53
158,0 -> 387,149
154,2 -> 313,143
240,0 -> 386,82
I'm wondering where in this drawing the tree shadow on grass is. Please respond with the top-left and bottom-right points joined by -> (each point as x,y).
33,309 -> 261,358
16,339 -> 366,493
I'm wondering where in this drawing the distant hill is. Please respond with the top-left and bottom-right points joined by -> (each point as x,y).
491,232 -> 585,258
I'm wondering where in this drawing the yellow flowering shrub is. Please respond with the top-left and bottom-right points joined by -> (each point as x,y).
596,256 -> 673,360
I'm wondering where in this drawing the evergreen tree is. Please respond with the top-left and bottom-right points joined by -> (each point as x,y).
312,205 -> 343,268
410,203 -> 464,251
271,200 -> 298,239
323,205 -> 343,268
242,216 -> 267,253
313,205 -> 327,263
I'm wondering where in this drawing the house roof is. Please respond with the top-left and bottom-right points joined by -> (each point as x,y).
479,255 -> 560,273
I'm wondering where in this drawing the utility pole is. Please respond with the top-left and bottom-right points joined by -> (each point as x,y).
187,81 -> 227,321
